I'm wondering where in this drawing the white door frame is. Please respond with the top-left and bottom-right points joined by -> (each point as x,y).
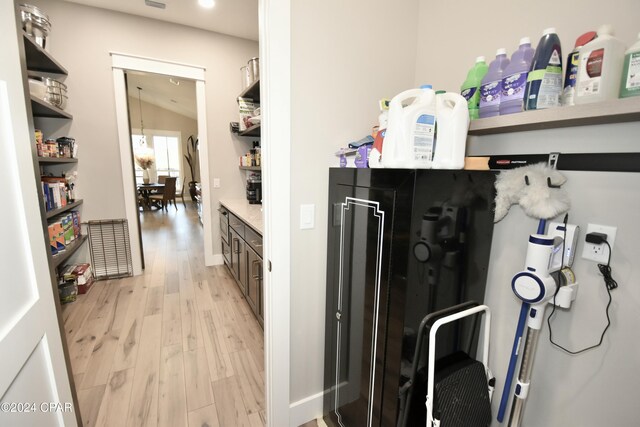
260,0 -> 292,425
111,53 -> 215,274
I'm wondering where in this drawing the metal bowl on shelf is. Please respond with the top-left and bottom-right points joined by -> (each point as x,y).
20,4 -> 51,49
44,92 -> 67,110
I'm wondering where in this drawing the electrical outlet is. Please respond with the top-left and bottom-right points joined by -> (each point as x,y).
581,223 -> 617,263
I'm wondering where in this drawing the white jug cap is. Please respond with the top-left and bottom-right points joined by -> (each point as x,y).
420,84 -> 433,90
543,27 -> 556,35
597,24 -> 614,36
476,56 -> 486,63
520,37 -> 531,45
496,48 -> 507,56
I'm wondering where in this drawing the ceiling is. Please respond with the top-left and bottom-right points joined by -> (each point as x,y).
64,0 -> 259,41
127,71 -> 197,120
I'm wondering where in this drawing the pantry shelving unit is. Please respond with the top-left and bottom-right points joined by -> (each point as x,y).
237,78 -> 261,137
17,27 -> 83,425
468,96 -> 640,135
239,165 -> 261,171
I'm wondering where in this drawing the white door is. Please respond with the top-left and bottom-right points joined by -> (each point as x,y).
0,3 -> 77,426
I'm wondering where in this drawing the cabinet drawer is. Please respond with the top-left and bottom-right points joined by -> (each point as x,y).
228,212 -> 245,238
245,227 -> 263,258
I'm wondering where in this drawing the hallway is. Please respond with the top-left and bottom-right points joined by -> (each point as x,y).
61,204 -> 265,426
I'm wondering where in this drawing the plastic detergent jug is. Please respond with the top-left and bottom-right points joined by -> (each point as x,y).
562,31 -> 597,106
499,38 -> 535,115
575,25 -> 626,105
524,28 -> 563,110
620,33 -> 640,98
381,85 -> 437,169
461,56 -> 489,120
432,92 -> 469,170
479,49 -> 510,118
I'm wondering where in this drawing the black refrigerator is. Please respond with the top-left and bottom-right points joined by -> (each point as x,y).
323,168 -> 497,427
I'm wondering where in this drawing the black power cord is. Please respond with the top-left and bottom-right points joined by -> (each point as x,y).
547,217 -> 617,355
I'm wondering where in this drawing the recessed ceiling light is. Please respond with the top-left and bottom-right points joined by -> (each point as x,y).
198,0 -> 215,8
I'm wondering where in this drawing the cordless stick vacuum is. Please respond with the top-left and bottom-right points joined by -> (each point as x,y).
507,224 -> 565,426
492,162 -> 573,426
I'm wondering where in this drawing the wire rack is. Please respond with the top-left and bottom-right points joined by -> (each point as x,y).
86,219 -> 133,280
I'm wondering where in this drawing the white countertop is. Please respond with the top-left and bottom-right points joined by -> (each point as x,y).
219,199 -> 264,234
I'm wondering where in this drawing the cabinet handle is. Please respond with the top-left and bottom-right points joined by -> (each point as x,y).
233,238 -> 240,254
252,259 -> 261,280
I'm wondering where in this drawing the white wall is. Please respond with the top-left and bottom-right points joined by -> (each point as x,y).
415,1 -> 640,425
288,0 -> 420,419
33,0 -> 258,256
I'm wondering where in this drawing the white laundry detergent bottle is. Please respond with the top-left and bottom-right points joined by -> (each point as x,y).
432,92 -> 469,170
381,85 -> 437,169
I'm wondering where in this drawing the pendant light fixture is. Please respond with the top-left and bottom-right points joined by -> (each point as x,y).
137,86 -> 146,145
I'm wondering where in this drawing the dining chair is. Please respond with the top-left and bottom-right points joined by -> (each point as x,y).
149,177 -> 177,211
177,177 -> 187,206
157,175 -> 169,184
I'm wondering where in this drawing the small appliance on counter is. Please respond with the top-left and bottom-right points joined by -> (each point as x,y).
246,172 -> 262,204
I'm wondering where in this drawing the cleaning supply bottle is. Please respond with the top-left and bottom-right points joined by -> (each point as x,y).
381,85 -> 437,169
620,33 -> 640,98
500,38 -> 536,115
524,28 -> 563,110
575,25 -> 626,105
479,49 -> 510,118
562,31 -> 597,106
432,92 -> 469,170
461,56 -> 489,120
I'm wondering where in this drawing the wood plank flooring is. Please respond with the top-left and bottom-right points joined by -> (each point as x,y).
62,204 -> 265,427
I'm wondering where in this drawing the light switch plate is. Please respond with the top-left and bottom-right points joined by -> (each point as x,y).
300,204 -> 315,230
213,178 -> 220,188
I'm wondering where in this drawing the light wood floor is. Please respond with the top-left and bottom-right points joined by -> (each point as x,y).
61,203 -> 265,427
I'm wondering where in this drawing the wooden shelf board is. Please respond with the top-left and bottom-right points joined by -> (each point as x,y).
468,97 -> 640,136
31,96 -> 72,119
238,79 -> 260,103
45,199 -> 83,219
23,32 -> 68,75
239,124 -> 261,137
39,157 -> 78,164
239,166 -> 261,171
52,235 -> 87,269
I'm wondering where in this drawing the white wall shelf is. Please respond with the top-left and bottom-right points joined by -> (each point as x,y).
468,97 -> 640,136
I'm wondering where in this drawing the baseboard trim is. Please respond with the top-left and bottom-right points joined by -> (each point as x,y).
290,391 -> 324,427
208,253 -> 224,266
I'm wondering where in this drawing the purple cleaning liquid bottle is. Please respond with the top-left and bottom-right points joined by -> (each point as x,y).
500,38 -> 535,115
479,48 -> 510,118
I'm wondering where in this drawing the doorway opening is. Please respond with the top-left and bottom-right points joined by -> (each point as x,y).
125,70 -> 201,269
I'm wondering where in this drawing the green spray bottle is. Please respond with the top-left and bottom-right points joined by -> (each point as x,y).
461,56 -> 489,120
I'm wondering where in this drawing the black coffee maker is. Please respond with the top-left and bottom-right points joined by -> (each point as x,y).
246,173 -> 262,204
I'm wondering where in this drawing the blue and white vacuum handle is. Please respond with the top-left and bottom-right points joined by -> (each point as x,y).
511,234 -> 559,329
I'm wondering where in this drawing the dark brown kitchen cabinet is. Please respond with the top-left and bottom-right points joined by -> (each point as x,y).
220,203 -> 263,328
229,227 -> 247,294
246,245 -> 263,326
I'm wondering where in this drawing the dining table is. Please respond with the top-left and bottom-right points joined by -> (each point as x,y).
138,183 -> 165,210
